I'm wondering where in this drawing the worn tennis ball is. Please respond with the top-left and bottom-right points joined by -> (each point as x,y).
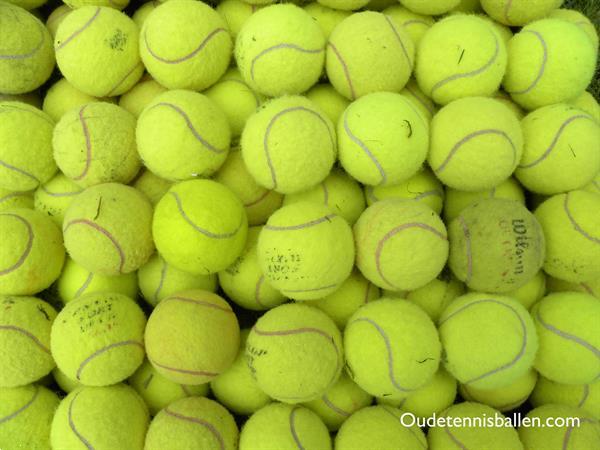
503,270 -> 546,310
42,78 -> 111,123
63,183 -> 154,275
354,199 -> 448,291
0,188 -> 33,212
46,5 -> 73,38
326,12 -> 414,100
55,6 -> 143,97
153,179 -> 248,275
118,76 -> 167,118
416,15 -> 507,105
482,0 -> 563,26
0,385 -> 59,449
534,191 -> 600,283
405,272 -> 465,324
304,83 -> 351,130
52,367 -> 81,393
383,6 -> 435,48
131,169 -> 173,206
0,209 -> 65,296
51,292 -> 146,386
51,384 -> 149,450
303,3 -> 350,38
549,8 -> 599,48
34,173 -> 83,226
531,376 -> 600,420
216,0 -> 262,40
246,303 -> 343,402
504,19 -> 596,110
399,78 -> 437,122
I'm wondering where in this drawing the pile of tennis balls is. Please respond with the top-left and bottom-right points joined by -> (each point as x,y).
1,0 -> 599,448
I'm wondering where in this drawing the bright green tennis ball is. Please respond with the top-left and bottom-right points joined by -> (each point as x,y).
0,209 -> 65,296
399,78 -> 437,122
326,11 -> 414,100
504,19 -> 596,110
481,0 -> 563,26
210,329 -> 272,415
152,179 -> 248,275
240,403 -> 331,450
246,303 -> 343,402
51,384 -> 149,450
0,385 -> 59,449
0,188 -> 33,212
572,91 -> 600,123
52,367 -> 81,393
42,78 -> 110,123
503,270 -> 546,310
448,198 -> 545,293
241,96 -> 336,194
216,0 -> 262,40
63,183 -> 154,275
129,359 -> 209,416
354,199 -> 448,291
515,104 -> 600,195
257,202 -> 354,300
145,396 -> 238,450
531,376 -> 600,420
549,8 -> 599,48
531,292 -> 600,385
141,0 -> 232,90
131,169 -> 173,206
416,15 -> 507,105
534,191 -> 600,283
303,3 -> 350,38
383,6 -> 435,48
0,102 -> 56,192
405,272 -> 465,324
401,0 -> 459,14
118,76 -> 167,118
46,5 -> 73,38
0,296 -> 57,387
145,289 -> 240,384
439,292 -> 538,390
51,292 -> 146,386
34,173 -> 82,226
0,3 -> 54,94
55,6 -> 144,97
305,82 -> 350,125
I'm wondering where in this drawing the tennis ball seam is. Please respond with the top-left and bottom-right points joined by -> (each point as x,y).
383,15 -> 414,71
402,83 -> 436,116
0,324 -> 50,354
326,42 -> 356,99
455,215 -> 474,284
40,183 -> 82,197
73,272 -> 93,298
244,190 -> 271,208
143,27 -> 229,64
68,392 -> 93,447
152,261 -> 168,304
506,30 -> 547,96
163,408 -> 226,450
105,61 -> 145,97
289,406 -> 305,448
380,405 -> 425,444
254,275 -> 268,308
321,394 -> 353,418
73,105 -> 93,181
0,192 -> 30,206
563,192 -> 600,244
0,385 -> 40,423
77,340 -> 144,381
250,44 -> 324,83
0,213 -> 33,276
2,14 -> 46,59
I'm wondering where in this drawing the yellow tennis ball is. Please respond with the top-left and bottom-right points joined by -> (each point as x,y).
453,0 -> 483,12
504,19 -> 597,110
531,375 -> 600,420
572,91 -> 600,123
131,169 -> 173,206
401,0 -> 459,14
546,275 -> 600,299
0,385 -> 59,449
51,384 -> 149,450
0,209 -> 65,296
246,303 -> 344,402
481,0 -> 563,26
239,403 -> 332,450
305,83 -> 351,125
383,5 -> 435,47
416,15 -> 507,105
131,0 -> 158,28
405,272 -> 465,324
63,183 -> 154,275
52,367 -> 81,393
216,0 -> 262,40
42,78 -> 111,123
64,0 -> 129,9
303,3 -> 350,38
46,5 -> 73,38
549,8 -> 599,49
503,270 -> 546,310
399,78 -> 437,122
51,292 -> 146,386
145,397 -> 238,450
478,13 -> 514,44
34,174 -> 82,226
145,290 -> 240,384
326,11 -> 414,100
153,179 -> 248,275
118,76 -> 167,118
0,91 -> 41,108
354,199 -> 448,291
0,188 -> 33,212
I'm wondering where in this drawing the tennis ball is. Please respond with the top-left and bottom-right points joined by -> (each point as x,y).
448,198 -> 545,293
235,4 -> 325,97
531,292 -> 600,385
204,68 -> 265,138
257,202 -> 354,299
534,191 -> 600,283
453,0 -> 483,12
326,12 -> 414,100
316,0 -> 368,11
145,290 -> 240,384
34,173 -> 82,226
0,102 -> 56,192
305,83 -> 351,125
482,0 -> 563,26
0,92 -> 41,108
303,3 -> 350,38
241,96 -> 336,194
531,376 -> 600,420
546,276 -> 600,299
354,199 -> 448,291
131,169 -> 172,206
214,150 -> 283,226
216,0 -> 262,40
0,385 -> 59,449
383,5 -> 435,48
336,405 -> 427,450
153,179 -> 248,275
365,0 -> 397,9
0,188 -> 33,212
46,5 -> 73,38
51,384 -> 149,450
478,13 -> 514,45
129,359 -> 209,416
64,0 -> 129,9
572,91 -> 600,123
515,104 -> 600,195
131,0 -> 158,28
210,329 -> 272,415
0,3 -> 54,94
55,6 -> 144,97
0,209 -> 65,296
118,77 -> 167,118
460,369 -> 537,412
439,292 -> 538,390
246,303 -> 343,402
339,92 -> 429,187
63,183 -> 154,275
399,78 -> 437,122
137,90 -> 231,181
52,367 -> 81,393
504,19 -> 596,110
400,0 -> 459,14
145,396 -> 238,450
428,402 -> 523,450
0,296 -> 57,387
503,270 -> 546,310
406,272 -> 465,323
51,292 -> 146,386
42,78 -> 109,123
239,403 -> 331,450
549,8 -> 599,48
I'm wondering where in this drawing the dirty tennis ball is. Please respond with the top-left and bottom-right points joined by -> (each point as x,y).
216,0 -> 262,40
63,183 -> 154,275
305,83 -> 350,124
549,8 -> 599,49
416,15 -> 507,105
51,292 -> 146,386
118,76 -> 167,118
42,78 -> 113,123
303,3 -> 350,38
0,209 -> 65,296
531,376 -> 600,420
145,290 -> 240,385
153,179 -> 247,275
400,0 -> 459,15
482,0 -> 563,26
0,296 -> 57,387
131,170 -> 173,206
326,12 -> 414,100
0,188 -> 33,212
55,6 -> 144,97
383,6 -> 435,48
51,384 -> 149,450
405,272 -> 465,324
246,303 -> 343,402
34,173 -> 83,226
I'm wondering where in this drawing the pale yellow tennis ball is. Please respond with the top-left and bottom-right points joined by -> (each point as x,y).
216,0 -> 262,40
481,0 -> 564,26
502,270 -> 546,310
383,5 -> 435,48
460,369 -> 537,412
131,169 -> 173,206
303,3 -> 350,37
0,188 -> 33,212
531,376 -> 600,420
401,0 -> 459,14
42,78 -> 112,123
572,91 -> 600,123
399,78 -> 437,122
118,76 -> 167,118
46,5 -> 72,38
549,8 -> 599,49
305,83 -> 351,125
405,272 -> 465,324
